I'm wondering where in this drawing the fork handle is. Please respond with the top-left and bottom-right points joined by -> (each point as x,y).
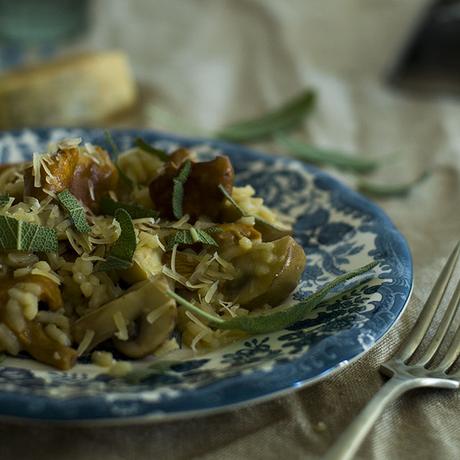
324,376 -> 419,460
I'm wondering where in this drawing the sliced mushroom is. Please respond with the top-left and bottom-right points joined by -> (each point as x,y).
73,276 -> 176,357
114,277 -> 176,358
149,149 -> 234,220
0,274 -> 76,370
18,322 -> 77,370
223,236 -> 306,309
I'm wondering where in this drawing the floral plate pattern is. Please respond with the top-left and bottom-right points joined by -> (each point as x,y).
0,128 -> 412,423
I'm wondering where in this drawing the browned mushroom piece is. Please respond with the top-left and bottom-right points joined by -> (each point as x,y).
213,223 -> 262,248
149,149 -> 234,220
73,276 -> 176,358
223,236 -> 307,309
0,275 -> 77,370
24,146 -> 118,211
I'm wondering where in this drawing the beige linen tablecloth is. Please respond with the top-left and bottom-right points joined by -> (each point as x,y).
1,0 -> 459,458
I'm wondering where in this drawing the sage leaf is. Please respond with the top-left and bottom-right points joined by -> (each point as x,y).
357,171 -> 430,198
100,196 -> 158,219
218,185 -> 291,242
215,89 -> 316,142
0,195 -> 10,206
167,261 -> 378,334
165,228 -> 218,251
97,208 -> 136,272
0,215 -> 58,253
104,130 -> 134,187
135,138 -> 169,161
277,134 -> 381,174
172,160 -> 192,220
57,189 -> 91,233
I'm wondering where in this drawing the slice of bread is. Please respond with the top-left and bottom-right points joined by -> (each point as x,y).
0,51 -> 137,129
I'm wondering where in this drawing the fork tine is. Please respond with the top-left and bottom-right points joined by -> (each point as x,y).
416,277 -> 460,366
397,241 -> 460,362
436,323 -> 460,372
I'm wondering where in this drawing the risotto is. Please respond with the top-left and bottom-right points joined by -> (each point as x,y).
0,136 -> 307,370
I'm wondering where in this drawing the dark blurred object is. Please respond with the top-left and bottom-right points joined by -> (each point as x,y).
389,0 -> 460,95
0,0 -> 89,44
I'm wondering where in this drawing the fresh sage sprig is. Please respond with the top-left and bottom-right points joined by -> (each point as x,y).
57,189 -> 91,234
97,209 -> 136,272
218,185 -> 290,242
100,196 -> 158,219
165,228 -> 219,251
104,130 -> 134,188
357,171 -> 430,198
172,160 -> 192,220
0,215 -> 58,253
135,138 -> 169,161
277,134 -> 382,174
215,89 -> 316,143
167,261 -> 377,334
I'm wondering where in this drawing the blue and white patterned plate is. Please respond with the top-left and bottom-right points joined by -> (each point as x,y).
0,128 -> 412,424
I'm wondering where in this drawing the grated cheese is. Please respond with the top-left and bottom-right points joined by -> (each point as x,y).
204,281 -> 219,303
32,153 -> 42,188
77,329 -> 95,356
170,243 -> 178,273
113,311 -> 129,341
146,302 -> 171,324
162,266 -> 188,286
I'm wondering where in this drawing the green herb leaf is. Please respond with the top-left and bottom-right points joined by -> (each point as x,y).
0,195 -> 10,207
100,196 -> 158,219
97,208 -> 136,272
0,353 -> 6,364
104,130 -> 134,188
57,189 -> 91,233
215,89 -> 316,142
218,185 -> 291,242
172,160 -> 192,220
135,138 -> 169,161
167,261 -> 377,334
0,215 -> 58,253
357,171 -> 430,198
165,228 -> 218,251
203,226 -> 224,234
277,134 -> 381,174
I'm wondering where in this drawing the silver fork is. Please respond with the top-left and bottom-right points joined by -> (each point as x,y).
325,241 -> 460,460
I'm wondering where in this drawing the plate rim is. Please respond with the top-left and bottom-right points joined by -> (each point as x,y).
0,127 -> 413,424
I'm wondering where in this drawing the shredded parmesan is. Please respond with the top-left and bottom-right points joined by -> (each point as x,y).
185,311 -> 213,332
162,266 -> 188,286
113,311 -> 129,341
153,234 -> 165,252
88,179 -> 96,201
77,329 -> 95,356
204,281 -> 219,303
30,268 -> 61,285
171,244 -> 178,273
191,329 -> 208,351
32,153 -> 41,188
146,302 -> 171,324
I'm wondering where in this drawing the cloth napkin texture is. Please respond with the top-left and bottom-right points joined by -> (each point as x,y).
1,0 -> 459,459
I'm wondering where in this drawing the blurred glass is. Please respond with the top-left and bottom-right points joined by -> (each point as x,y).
0,0 -> 90,70
0,0 -> 89,44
